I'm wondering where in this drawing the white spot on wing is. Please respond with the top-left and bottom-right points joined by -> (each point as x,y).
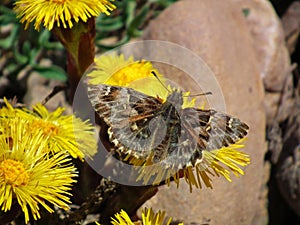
104,87 -> 111,96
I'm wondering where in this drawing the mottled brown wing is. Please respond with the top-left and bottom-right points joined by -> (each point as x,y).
188,108 -> 248,150
182,108 -> 248,162
152,107 -> 249,169
88,84 -> 168,158
88,85 -> 161,124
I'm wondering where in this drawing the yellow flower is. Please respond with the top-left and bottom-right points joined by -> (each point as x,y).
88,54 -> 136,85
140,208 -> 173,225
111,209 -> 135,225
0,98 -> 96,160
0,98 -> 17,119
0,119 -> 77,223
87,54 -> 195,107
88,54 -> 168,99
14,0 -> 116,30
111,208 -> 182,225
16,103 -> 97,160
130,139 -> 250,191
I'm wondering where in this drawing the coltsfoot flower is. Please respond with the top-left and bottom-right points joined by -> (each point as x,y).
111,208 -> 183,225
0,118 -> 77,223
14,0 -> 116,30
16,103 -> 97,160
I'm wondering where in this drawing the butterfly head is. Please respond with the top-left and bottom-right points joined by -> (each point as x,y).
166,89 -> 184,107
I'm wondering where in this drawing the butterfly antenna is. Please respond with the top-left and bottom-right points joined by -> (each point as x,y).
151,71 -> 171,93
188,91 -> 213,97
151,71 -> 212,97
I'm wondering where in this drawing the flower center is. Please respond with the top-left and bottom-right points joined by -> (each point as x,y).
110,61 -> 153,86
31,120 -> 59,136
0,159 -> 29,186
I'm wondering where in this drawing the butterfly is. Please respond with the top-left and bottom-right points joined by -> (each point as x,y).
87,83 -> 249,170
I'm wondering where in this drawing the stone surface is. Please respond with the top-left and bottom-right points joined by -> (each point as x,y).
264,92 -> 281,126
272,60 -> 300,219
237,0 -> 290,91
282,1 -> 300,54
236,0 -> 292,125
264,72 -> 295,127
24,71 -> 71,113
235,0 -> 294,126
236,0 -> 291,92
276,103 -> 300,217
141,0 -> 267,224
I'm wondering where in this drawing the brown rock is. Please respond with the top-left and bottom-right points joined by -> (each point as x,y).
276,104 -> 300,217
142,0 -> 267,224
264,92 -> 281,125
282,2 -> 300,54
24,67 -> 70,113
236,0 -> 291,92
276,73 -> 296,123
264,72 -> 295,126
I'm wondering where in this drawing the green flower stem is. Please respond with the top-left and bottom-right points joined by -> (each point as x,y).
52,18 -> 95,102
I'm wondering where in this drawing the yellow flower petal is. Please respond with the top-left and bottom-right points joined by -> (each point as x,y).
0,98 -> 97,160
88,54 -> 166,98
111,209 -> 135,225
0,118 -> 77,223
111,208 -> 182,225
87,54 -> 195,107
130,139 -> 250,191
14,0 -> 116,30
16,103 -> 97,160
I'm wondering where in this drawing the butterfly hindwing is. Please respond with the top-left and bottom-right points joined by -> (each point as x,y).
182,108 -> 249,150
151,107 -> 249,169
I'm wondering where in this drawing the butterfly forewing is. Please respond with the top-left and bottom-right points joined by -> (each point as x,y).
88,84 -> 168,158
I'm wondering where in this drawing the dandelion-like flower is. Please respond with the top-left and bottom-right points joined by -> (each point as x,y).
0,98 -> 96,160
16,103 -> 97,160
87,54 -> 167,99
0,118 -> 77,223
14,0 -> 116,30
88,54 -> 196,108
111,208 -> 183,225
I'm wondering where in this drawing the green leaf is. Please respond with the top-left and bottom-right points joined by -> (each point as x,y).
125,0 -> 137,28
38,29 -> 63,50
13,42 -> 28,65
96,16 -> 123,26
22,41 -> 31,55
127,4 -> 149,37
97,20 -> 124,32
28,49 -> 41,65
0,26 -> 19,49
32,65 -> 67,81
149,0 -> 178,8
4,62 -> 20,74
96,35 -> 130,50
0,6 -> 17,25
